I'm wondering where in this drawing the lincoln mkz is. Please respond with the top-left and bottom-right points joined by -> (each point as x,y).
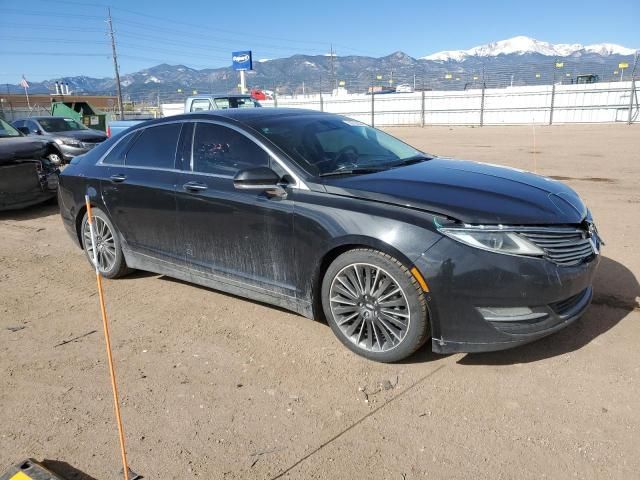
58,109 -> 601,362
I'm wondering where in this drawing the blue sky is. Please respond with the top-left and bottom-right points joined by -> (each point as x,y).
0,0 -> 638,84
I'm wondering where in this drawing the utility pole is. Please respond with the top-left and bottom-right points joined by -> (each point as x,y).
549,58 -> 558,125
629,52 -> 639,125
480,65 -> 486,127
6,83 -> 14,120
107,8 -> 125,120
329,44 -> 336,92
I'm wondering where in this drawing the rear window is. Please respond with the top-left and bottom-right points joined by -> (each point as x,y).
125,124 -> 181,169
102,131 -> 139,166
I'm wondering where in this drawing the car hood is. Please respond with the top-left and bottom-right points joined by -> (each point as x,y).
0,136 -> 48,164
323,158 -> 587,225
51,129 -> 107,142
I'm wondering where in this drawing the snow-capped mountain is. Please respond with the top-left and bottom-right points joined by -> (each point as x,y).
422,36 -> 636,61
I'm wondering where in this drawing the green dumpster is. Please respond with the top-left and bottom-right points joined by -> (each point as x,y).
51,101 -> 107,132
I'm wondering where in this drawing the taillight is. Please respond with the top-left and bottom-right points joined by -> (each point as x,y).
107,126 -> 111,137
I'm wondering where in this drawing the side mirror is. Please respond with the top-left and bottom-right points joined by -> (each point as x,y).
33,129 -> 42,135
233,167 -> 287,197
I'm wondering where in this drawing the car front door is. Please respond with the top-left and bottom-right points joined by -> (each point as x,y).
175,120 -> 297,299
99,122 -> 183,264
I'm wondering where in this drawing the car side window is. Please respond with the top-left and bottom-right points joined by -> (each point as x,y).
27,120 -> 39,132
192,123 -> 270,176
190,99 -> 212,112
102,131 -> 138,165
213,98 -> 230,109
125,123 -> 181,169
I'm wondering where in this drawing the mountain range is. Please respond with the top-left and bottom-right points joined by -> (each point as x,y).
5,36 -> 637,102
422,35 -> 636,61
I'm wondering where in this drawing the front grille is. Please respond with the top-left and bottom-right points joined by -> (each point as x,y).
83,137 -> 106,143
519,228 -> 596,266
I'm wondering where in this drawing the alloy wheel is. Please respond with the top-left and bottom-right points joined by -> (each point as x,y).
83,215 -> 117,273
329,263 -> 410,352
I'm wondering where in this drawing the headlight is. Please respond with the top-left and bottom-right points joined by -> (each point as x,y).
439,228 -> 545,257
55,137 -> 82,147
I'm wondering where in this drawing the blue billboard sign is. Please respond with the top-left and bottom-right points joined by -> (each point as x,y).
232,51 -> 253,71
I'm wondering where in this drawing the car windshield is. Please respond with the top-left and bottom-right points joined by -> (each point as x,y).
253,114 -> 426,176
38,117 -> 87,132
0,118 -> 22,137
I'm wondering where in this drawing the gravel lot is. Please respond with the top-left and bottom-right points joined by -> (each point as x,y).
1,124 -> 639,479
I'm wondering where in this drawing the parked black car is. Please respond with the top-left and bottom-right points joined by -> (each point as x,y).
58,109 -> 601,362
12,116 -> 107,165
0,118 -> 59,211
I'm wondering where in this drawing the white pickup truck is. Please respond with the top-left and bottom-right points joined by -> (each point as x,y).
107,94 -> 261,137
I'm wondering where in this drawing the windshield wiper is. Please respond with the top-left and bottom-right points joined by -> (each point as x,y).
391,154 -> 433,167
319,167 -> 389,177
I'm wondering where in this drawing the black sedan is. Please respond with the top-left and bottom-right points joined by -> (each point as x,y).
58,109 -> 601,362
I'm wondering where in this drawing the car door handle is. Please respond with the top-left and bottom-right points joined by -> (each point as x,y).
183,181 -> 208,192
110,174 -> 127,183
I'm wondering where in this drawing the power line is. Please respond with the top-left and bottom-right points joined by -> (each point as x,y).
0,51 -> 108,57
2,8 -> 105,19
1,22 -> 106,33
24,0 -> 337,48
0,35 -> 109,46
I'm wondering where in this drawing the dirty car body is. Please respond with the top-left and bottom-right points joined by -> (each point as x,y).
57,109 -> 601,360
0,119 -> 59,211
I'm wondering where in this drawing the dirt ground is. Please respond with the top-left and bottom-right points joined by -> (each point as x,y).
1,124 -> 639,479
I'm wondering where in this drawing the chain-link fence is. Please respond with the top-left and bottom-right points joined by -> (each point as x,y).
0,104 -> 52,122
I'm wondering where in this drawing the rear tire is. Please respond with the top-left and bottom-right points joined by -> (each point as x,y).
321,248 -> 429,362
80,207 -> 131,279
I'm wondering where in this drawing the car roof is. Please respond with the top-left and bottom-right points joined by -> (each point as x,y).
122,108 -> 341,133
185,108 -> 334,122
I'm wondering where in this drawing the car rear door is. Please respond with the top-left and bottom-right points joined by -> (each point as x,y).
175,120 -> 297,298
100,122 -> 183,264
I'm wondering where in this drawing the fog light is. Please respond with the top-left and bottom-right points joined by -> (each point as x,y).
477,306 -> 548,322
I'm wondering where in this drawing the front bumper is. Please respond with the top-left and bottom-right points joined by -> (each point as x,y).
415,236 -> 600,354
58,142 -> 102,160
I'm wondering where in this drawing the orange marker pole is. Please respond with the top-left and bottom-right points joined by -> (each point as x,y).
85,195 -> 130,480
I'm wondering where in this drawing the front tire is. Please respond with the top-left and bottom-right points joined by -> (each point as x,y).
47,151 -> 63,166
321,249 -> 429,362
80,207 -> 130,279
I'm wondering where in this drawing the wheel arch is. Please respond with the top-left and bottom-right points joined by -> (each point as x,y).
311,235 -> 416,320
75,204 -> 88,249
45,143 -> 63,158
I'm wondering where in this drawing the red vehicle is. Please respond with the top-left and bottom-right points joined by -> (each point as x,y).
250,89 -> 273,101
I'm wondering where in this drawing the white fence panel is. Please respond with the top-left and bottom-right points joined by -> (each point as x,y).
249,80 -> 637,126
